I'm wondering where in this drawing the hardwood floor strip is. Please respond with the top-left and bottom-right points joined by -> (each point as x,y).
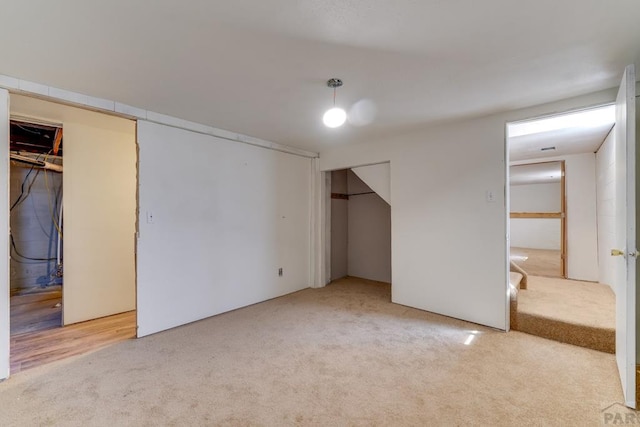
11,312 -> 136,346
12,326 -> 133,355
15,329 -> 136,370
10,311 -> 136,374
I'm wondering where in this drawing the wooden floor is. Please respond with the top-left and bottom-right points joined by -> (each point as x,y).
10,310 -> 137,374
11,286 -> 63,335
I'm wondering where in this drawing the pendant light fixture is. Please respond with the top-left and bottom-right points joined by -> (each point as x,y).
323,78 -> 346,128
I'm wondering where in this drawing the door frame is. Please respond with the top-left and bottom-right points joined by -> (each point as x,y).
560,160 -> 567,278
0,88 -> 9,379
505,103 -> 615,286
319,161 -> 392,287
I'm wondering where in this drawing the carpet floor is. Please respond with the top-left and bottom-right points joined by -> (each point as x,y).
515,276 -> 615,353
0,277 -> 626,426
518,276 -> 615,329
511,247 -> 562,278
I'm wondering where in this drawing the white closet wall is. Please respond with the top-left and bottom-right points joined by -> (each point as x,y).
347,171 -> 391,283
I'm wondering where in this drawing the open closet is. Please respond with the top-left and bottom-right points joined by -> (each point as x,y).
7,94 -> 138,374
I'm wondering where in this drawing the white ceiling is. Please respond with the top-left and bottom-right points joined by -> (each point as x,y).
510,162 -> 562,186
509,124 -> 614,162
508,105 -> 615,162
0,1 -> 639,152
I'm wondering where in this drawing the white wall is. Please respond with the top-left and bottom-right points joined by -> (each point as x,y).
510,183 -> 561,212
596,129 -> 616,290
512,153 -> 598,282
136,121 -> 311,337
351,163 -> 391,205
562,154 -> 598,282
509,182 -> 561,250
331,170 -> 348,280
347,171 -> 391,283
0,88 -> 9,380
319,89 -> 616,330
10,95 -> 137,325
10,158 -> 63,290
510,218 -> 561,250
321,123 -> 508,328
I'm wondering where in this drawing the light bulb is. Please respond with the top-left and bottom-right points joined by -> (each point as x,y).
323,107 -> 347,128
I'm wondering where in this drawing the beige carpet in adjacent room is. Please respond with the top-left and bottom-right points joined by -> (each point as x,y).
511,247 -> 562,278
0,277 -> 625,426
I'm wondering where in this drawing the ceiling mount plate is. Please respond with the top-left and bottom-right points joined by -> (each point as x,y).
327,78 -> 343,88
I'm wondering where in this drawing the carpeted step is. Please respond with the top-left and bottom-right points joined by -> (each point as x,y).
515,313 -> 614,354
512,276 -> 615,354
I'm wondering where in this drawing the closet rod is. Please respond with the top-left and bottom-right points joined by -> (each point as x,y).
348,191 -> 375,196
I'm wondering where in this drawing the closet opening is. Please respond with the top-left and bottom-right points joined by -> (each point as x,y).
329,167 -> 391,296
7,94 -> 137,375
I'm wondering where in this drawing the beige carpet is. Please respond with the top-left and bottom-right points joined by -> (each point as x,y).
515,276 -> 615,353
518,276 -> 615,329
0,277 -> 625,426
511,247 -> 562,278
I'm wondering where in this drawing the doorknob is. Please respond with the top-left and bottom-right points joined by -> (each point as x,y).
611,249 -> 625,256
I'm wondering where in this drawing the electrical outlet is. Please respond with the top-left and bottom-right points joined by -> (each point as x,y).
146,211 -> 155,224
278,268 -> 283,277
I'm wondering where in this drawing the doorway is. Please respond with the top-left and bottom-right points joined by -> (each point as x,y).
509,161 -> 566,278
506,104 -> 617,354
9,119 -> 63,336
329,167 -> 391,291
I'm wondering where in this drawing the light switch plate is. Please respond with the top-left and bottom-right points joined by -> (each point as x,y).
486,190 -> 496,203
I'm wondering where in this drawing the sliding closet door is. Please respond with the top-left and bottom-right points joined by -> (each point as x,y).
136,120 -> 312,337
0,88 -> 10,379
62,118 -> 137,324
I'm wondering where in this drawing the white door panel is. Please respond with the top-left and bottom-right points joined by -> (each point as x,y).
614,64 -> 636,408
